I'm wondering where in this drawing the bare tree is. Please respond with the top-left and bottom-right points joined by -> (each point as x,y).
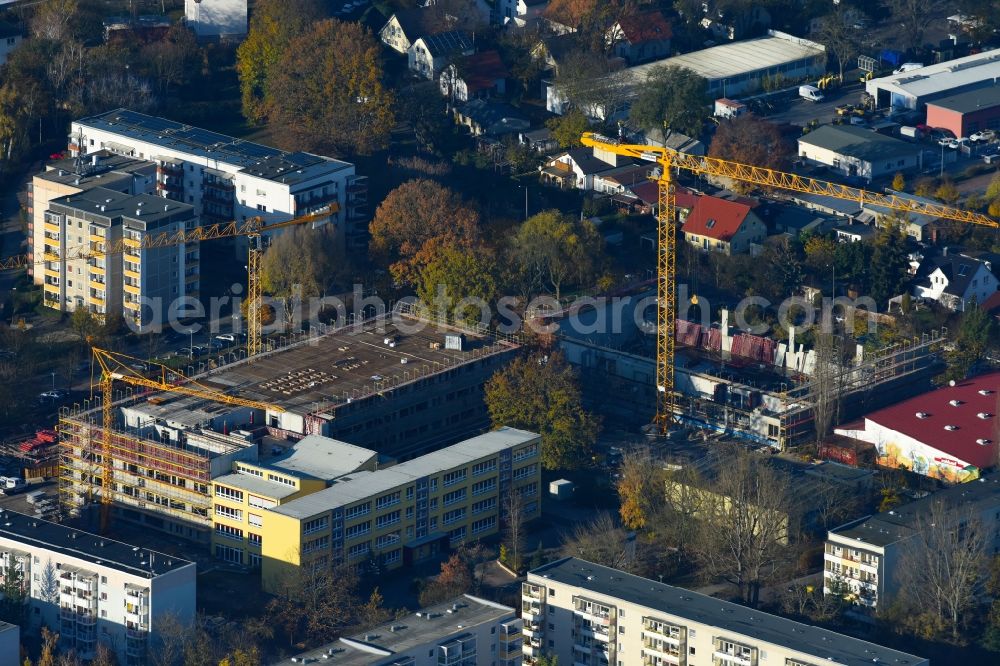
560,512 -> 634,571
882,0 -> 951,50
502,489 -> 526,572
814,8 -> 859,82
660,463 -> 707,555
896,503 -> 989,641
147,612 -> 187,666
692,448 -> 793,607
811,332 -> 843,443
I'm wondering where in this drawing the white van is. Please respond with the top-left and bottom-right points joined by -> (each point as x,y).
893,62 -> 924,74
799,85 -> 824,102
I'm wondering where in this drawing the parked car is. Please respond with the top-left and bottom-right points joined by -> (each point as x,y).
215,333 -> 238,343
38,389 -> 70,403
178,347 -> 202,358
948,137 -> 969,149
970,130 -> 996,143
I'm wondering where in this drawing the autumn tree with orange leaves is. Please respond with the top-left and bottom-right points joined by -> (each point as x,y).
264,19 -> 395,155
369,179 -> 482,285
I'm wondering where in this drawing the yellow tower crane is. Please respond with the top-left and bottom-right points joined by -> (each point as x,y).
90,347 -> 284,532
580,132 -> 999,434
0,204 -> 338,356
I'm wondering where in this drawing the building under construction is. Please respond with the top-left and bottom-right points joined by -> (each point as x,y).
556,296 -> 946,448
58,311 -> 522,542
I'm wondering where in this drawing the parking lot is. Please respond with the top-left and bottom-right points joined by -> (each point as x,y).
763,84 -> 870,128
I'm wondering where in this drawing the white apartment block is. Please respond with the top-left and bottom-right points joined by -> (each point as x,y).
275,594 -> 522,666
824,473 -> 1000,612
69,109 -> 369,253
523,557 -> 927,666
40,187 -> 198,327
0,510 -> 195,666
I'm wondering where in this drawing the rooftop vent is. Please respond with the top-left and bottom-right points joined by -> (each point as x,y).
945,425 -> 959,431
915,412 -> 929,419
977,439 -> 993,446
977,413 -> 993,419
949,400 -> 963,407
979,389 -> 994,396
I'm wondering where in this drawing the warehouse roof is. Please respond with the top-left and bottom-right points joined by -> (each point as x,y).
925,84 -> 1000,114
622,31 -> 824,84
271,428 -> 540,519
531,558 -> 928,666
798,125 -> 920,162
867,49 -> 1000,100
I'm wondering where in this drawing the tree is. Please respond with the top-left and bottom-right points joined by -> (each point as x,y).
416,244 -> 496,324
218,649 -> 259,666
616,447 -> 665,530
708,114 -> 787,176
869,216 -> 909,308
947,300 -> 996,381
501,489 -> 526,573
553,49 -> 629,119
0,556 -> 27,625
419,553 -> 473,606
814,7 -> 859,81
266,563 -> 361,646
811,332 -> 843,443
803,234 -> 838,277
513,210 -> 602,301
148,613 -> 187,666
934,178 -> 960,205
140,24 -> 200,95
545,109 -> 590,149
369,180 -> 480,285
358,588 -> 392,629
265,19 -> 395,155
691,447 -> 793,607
91,644 -> 116,666
560,512 -> 634,570
37,628 -> 59,666
236,0 -> 323,122
260,226 -> 340,330
882,0 -> 951,50
896,503 -> 988,641
892,172 -> 906,191
484,352 -> 600,470
30,0 -> 78,41
629,66 -> 707,138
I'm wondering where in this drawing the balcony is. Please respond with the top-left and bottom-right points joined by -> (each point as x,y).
523,609 -> 543,624
523,645 -> 541,658
712,651 -> 751,666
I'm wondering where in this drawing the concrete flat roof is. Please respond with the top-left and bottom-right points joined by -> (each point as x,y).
191,316 -> 517,416
867,49 -> 1000,100
271,428 -> 539,519
833,473 -> 1000,547
75,109 -> 352,186
49,186 -> 195,228
275,595 -> 517,665
623,31 -> 824,84
0,510 -> 193,578
532,558 -> 927,666
212,473 -> 300,499
266,435 -> 377,480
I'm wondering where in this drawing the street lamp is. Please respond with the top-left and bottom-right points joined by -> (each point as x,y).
51,372 -> 56,390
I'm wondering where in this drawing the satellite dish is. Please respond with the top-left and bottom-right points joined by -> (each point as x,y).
949,379 -> 956,387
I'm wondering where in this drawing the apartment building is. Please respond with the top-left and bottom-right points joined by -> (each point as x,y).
40,187 -> 199,325
211,435 -> 383,566
69,109 -> 368,252
0,510 -> 195,666
276,594 -> 522,665
824,473 -> 1000,612
522,557 -> 927,666
259,427 -> 542,593
28,151 -> 156,279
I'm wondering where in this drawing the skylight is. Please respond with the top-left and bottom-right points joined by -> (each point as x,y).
706,219 -> 717,229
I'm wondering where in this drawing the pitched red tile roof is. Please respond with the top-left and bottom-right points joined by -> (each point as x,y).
863,372 -> 999,470
681,195 -> 752,241
457,50 -> 509,94
628,183 -> 697,209
614,11 -> 672,45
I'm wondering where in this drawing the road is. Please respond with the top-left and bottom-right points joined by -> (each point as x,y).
763,84 -> 869,129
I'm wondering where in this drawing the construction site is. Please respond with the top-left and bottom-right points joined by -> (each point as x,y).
57,309 -> 522,542
557,296 -> 946,449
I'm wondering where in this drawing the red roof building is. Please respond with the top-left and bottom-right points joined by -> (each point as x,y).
681,194 -> 766,255
836,372 -> 999,483
606,11 -> 672,64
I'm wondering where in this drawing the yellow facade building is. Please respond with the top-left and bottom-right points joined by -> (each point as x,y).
211,436 -> 383,567
246,427 -> 542,593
